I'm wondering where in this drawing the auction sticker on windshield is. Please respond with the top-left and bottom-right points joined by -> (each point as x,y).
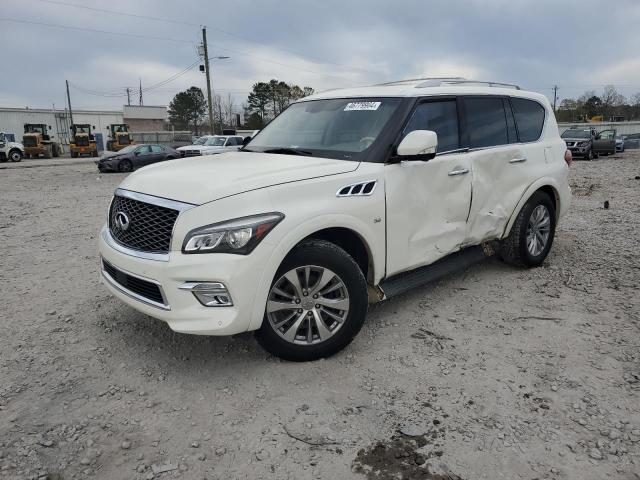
344,101 -> 381,111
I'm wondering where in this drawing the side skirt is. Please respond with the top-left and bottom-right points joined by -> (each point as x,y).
378,245 -> 493,299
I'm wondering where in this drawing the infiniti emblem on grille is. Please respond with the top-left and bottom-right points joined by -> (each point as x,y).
114,211 -> 130,231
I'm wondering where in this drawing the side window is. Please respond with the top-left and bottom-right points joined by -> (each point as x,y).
510,98 -> 545,142
503,99 -> 518,144
464,97 -> 508,148
150,145 -> 163,153
403,100 -> 459,152
225,137 -> 237,146
137,145 -> 151,154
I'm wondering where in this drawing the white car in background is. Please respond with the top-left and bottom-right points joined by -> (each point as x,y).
177,135 -> 245,157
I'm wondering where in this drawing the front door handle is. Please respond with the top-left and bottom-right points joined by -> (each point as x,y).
448,167 -> 469,176
509,157 -> 527,163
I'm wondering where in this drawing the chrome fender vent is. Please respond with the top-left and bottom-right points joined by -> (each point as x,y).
336,180 -> 377,197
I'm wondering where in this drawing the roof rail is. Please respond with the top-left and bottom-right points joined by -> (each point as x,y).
375,77 -> 466,86
417,79 -> 521,90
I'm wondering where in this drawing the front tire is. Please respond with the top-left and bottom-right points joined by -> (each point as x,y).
255,240 -> 368,361
586,148 -> 594,161
500,191 -> 556,268
9,149 -> 23,162
118,159 -> 133,172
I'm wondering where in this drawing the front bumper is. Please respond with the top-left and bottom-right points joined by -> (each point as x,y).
98,226 -> 265,335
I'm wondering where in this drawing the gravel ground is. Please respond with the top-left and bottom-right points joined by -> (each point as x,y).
1,152 -> 639,480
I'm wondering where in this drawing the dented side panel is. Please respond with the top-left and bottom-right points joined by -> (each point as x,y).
385,154 -> 472,276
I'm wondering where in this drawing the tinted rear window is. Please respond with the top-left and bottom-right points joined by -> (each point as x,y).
464,97 -> 508,148
511,98 -> 545,142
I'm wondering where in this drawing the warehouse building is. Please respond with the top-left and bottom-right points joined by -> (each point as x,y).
0,105 -> 168,149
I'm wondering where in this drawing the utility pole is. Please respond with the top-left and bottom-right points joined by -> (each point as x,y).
552,85 -> 558,112
126,87 -> 131,106
139,79 -> 143,106
202,27 -> 215,134
65,80 -> 74,125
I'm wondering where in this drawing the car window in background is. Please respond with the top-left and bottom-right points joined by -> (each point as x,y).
402,100 -> 459,152
150,145 -> 163,153
561,130 -> 590,138
511,98 -> 545,142
599,130 -> 615,139
464,97 -> 509,148
117,145 -> 137,154
205,137 -> 226,146
194,137 -> 206,145
137,145 -> 151,153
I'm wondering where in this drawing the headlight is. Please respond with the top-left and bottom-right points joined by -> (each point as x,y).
182,212 -> 284,255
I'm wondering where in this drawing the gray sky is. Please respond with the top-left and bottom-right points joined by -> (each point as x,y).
2,0 -> 640,111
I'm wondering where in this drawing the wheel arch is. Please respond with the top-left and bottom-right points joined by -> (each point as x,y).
247,215 -> 383,332
502,179 -> 561,238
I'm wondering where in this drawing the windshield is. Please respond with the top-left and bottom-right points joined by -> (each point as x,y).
562,130 -> 591,139
204,137 -> 226,146
193,137 -> 206,145
246,98 -> 402,160
115,145 -> 138,154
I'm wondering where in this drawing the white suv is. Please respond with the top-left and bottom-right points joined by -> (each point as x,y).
177,135 -> 244,157
99,78 -> 571,361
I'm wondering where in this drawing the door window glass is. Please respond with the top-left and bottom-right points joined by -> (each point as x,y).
511,98 -> 545,142
403,100 -> 459,152
464,97 -> 508,148
150,145 -> 163,152
136,145 -> 151,154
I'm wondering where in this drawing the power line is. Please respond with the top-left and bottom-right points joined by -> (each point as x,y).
31,0 -> 378,75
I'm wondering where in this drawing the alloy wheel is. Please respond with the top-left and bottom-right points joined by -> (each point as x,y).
266,266 -> 350,345
526,205 -> 551,257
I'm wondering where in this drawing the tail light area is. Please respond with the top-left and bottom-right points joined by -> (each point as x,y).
564,149 -> 572,166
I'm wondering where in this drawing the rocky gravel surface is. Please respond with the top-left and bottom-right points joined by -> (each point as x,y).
1,152 -> 639,479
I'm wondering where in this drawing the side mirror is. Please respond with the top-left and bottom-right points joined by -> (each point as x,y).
242,136 -> 252,147
48,126 -> 52,130
396,130 -> 438,160
92,125 -> 96,129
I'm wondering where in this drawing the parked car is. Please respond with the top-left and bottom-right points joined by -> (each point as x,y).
561,128 -> 616,159
99,78 -> 571,361
622,133 -> 640,149
0,131 -> 24,162
177,135 -> 245,157
616,135 -> 625,152
97,144 -> 179,172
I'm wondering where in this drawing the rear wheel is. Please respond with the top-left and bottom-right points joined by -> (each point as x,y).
256,240 -> 368,361
43,145 -> 52,159
118,159 -> 133,172
500,191 -> 556,268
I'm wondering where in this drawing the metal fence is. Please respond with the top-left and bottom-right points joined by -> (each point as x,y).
130,131 -> 191,146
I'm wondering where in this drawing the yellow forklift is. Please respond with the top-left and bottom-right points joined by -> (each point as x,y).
22,124 -> 61,158
106,124 -> 134,151
70,124 -> 98,158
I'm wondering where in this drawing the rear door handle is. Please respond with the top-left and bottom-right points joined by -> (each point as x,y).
448,168 -> 469,176
509,157 -> 527,163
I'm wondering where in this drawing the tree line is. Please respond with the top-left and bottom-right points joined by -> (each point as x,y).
556,85 -> 640,123
168,79 -> 314,134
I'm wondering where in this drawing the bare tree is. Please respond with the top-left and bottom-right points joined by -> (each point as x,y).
601,85 -> 625,120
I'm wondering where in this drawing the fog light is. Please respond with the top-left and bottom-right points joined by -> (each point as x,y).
179,282 -> 233,307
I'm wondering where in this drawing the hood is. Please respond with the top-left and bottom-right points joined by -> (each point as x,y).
118,151 -> 360,205
8,141 -> 23,150
100,150 -> 124,160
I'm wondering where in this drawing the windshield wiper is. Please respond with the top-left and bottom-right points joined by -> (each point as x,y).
262,147 -> 313,156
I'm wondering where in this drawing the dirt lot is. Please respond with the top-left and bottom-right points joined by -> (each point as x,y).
1,152 -> 639,480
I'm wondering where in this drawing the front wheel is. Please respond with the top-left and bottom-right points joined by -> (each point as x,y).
255,240 -> 368,361
586,148 -> 594,161
117,159 -> 133,172
9,149 -> 23,162
499,191 -> 556,267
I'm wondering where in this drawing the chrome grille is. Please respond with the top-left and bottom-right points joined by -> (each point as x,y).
183,150 -> 202,157
117,134 -> 130,144
109,194 -> 179,254
75,136 -> 90,146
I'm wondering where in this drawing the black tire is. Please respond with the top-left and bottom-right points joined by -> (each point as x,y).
92,150 -> 98,157
499,191 -> 556,268
9,149 -> 23,162
52,144 -> 59,158
71,151 -> 78,158
586,148 -> 594,160
118,159 -> 133,172
255,239 -> 368,361
43,145 -> 52,159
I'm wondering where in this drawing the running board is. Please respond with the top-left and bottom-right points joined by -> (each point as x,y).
379,245 -> 491,299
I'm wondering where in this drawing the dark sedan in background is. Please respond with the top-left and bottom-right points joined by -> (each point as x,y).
96,144 -> 180,172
